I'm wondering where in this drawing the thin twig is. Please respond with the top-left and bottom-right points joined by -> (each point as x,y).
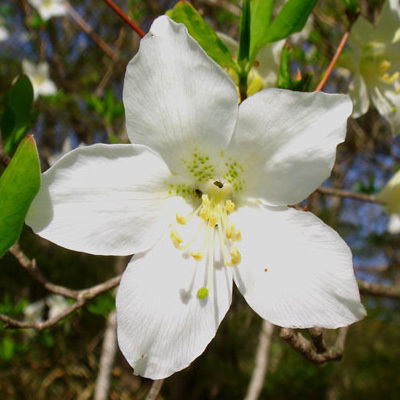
102,0 -> 145,38
1,243 -> 121,330
244,320 -> 274,400
280,328 -> 344,364
94,311 -> 118,400
145,379 -> 165,400
358,279 -> 400,299
315,30 -> 349,91
65,1 -> 117,59
316,186 -> 383,204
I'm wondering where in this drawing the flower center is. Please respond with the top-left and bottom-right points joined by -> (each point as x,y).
169,180 -> 242,299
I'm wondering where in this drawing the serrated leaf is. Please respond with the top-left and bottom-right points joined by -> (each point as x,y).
167,1 -> 238,71
0,136 -> 40,258
255,0 -> 317,52
1,75 -> 35,154
249,0 -> 274,62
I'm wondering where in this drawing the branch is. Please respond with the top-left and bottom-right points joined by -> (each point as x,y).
145,379 -> 165,400
94,311 -> 118,400
244,320 -> 274,400
65,1 -> 117,59
358,279 -> 400,299
102,0 -> 145,38
316,186 -> 383,204
280,327 -> 347,364
315,30 -> 350,91
1,243 -> 121,330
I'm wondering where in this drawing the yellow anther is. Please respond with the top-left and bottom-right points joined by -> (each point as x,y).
230,246 -> 241,265
202,194 -> 210,207
382,72 -> 399,84
170,229 -> 183,247
197,287 -> 209,299
190,251 -> 204,261
225,199 -> 235,213
200,207 -> 210,221
396,86 -> 400,94
379,60 -> 391,75
226,225 -> 235,239
208,212 -> 219,227
235,229 -> 242,242
176,213 -> 187,225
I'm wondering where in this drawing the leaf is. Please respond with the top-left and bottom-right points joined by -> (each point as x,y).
238,0 -> 251,62
277,44 -> 292,89
167,1 -> 238,71
0,136 -> 40,258
1,75 -> 35,154
254,0 -> 317,53
249,0 -> 274,62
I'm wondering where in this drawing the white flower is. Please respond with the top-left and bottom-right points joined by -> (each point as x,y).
27,0 -> 67,21
22,59 -> 57,99
377,168 -> 400,214
339,0 -> 400,134
219,32 -> 284,97
26,16 -> 366,379
0,22 -> 9,42
24,295 -> 69,322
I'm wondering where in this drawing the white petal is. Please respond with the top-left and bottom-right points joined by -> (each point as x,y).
256,40 -> 285,88
26,144 -> 188,256
123,16 -> 238,169
116,232 -> 233,379
38,79 -> 57,96
231,205 -> 366,328
370,87 -> 400,135
349,73 -> 370,118
226,89 -> 352,205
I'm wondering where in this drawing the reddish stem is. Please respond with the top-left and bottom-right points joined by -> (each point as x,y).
315,30 -> 349,91
102,0 -> 146,38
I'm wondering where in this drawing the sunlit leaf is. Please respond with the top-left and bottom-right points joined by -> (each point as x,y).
0,136 -> 40,258
167,1 -> 238,71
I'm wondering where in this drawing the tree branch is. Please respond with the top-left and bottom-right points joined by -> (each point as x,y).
358,279 -> 400,299
280,327 -> 347,364
145,379 -> 165,400
316,186 -> 383,204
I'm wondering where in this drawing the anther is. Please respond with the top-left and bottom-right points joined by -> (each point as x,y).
230,246 -> 241,265
197,287 -> 209,299
202,194 -> 210,207
208,212 -> 219,227
170,229 -> 183,247
190,251 -> 204,261
225,200 -> 235,213
176,213 -> 187,225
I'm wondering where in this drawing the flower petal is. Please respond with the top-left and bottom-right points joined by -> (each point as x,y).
26,144 -> 188,256
349,72 -> 370,118
231,205 -> 366,328
116,232 -> 233,379
123,16 -> 238,169
226,89 -> 352,206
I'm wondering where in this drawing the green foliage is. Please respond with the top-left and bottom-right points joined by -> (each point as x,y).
87,292 -> 115,316
167,1 -> 238,71
0,136 -> 40,257
258,0 -> 317,47
238,0 -> 251,62
248,0 -> 274,62
0,75 -> 36,154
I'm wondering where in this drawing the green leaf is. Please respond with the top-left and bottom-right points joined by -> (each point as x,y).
249,0 -> 274,62
0,136 -> 40,258
257,0 -> 317,48
277,44 -> 292,89
167,1 -> 238,71
0,337 -> 15,360
1,75 -> 35,154
238,0 -> 251,62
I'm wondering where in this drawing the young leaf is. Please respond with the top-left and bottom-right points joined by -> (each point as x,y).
249,0 -> 274,62
258,0 -> 317,48
167,1 -> 238,71
238,0 -> 251,62
277,44 -> 292,89
0,136 -> 40,258
1,75 -> 35,154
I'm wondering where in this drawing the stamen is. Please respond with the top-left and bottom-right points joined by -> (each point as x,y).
208,212 -> 219,227
197,287 -> 209,299
190,251 -> 204,261
379,60 -> 391,75
176,213 -> 187,225
230,246 -> 241,265
225,200 -> 235,213
235,229 -> 242,242
170,229 -> 183,247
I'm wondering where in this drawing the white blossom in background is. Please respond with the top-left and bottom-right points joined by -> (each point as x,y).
27,0 -> 67,21
24,295 -> 69,323
26,16 -> 366,379
22,59 -> 57,100
339,0 -> 400,134
219,32 -> 284,98
377,168 -> 400,233
0,17 -> 9,42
